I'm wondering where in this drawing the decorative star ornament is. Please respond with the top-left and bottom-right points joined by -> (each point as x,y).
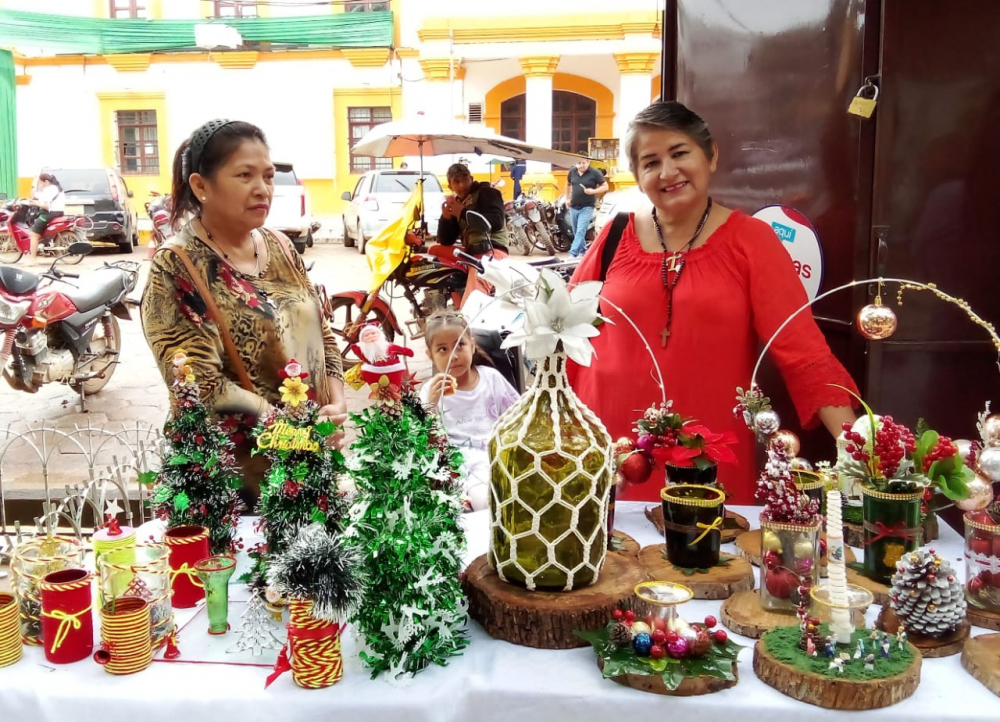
104,498 -> 124,519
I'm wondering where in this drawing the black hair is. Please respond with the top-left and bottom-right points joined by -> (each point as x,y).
624,101 -> 715,175
170,120 -> 268,227
38,173 -> 61,191
424,310 -> 493,372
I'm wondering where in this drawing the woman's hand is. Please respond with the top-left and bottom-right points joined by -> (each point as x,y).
317,401 -> 349,451
424,373 -> 456,406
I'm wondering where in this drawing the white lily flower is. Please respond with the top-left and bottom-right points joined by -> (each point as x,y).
480,258 -> 539,307
501,268 -> 606,367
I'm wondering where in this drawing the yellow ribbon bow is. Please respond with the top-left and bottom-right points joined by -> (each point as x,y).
41,605 -> 93,654
170,563 -> 205,588
689,516 -> 724,546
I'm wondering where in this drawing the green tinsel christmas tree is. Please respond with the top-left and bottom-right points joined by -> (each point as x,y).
347,383 -> 469,683
248,359 -> 350,586
144,351 -> 241,554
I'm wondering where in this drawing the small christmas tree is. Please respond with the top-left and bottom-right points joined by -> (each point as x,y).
756,440 -> 821,525
347,383 -> 469,683
144,351 -> 241,555
889,548 -> 967,637
227,589 -> 284,656
249,360 -> 350,586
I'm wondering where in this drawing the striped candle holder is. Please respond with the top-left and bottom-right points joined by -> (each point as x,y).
95,597 -> 152,675
99,543 -> 174,649
164,526 -> 209,609
38,568 -> 94,664
10,536 -> 85,646
287,600 -> 344,689
0,592 -> 22,667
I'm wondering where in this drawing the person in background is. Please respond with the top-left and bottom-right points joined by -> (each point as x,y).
420,311 -> 520,511
569,101 -> 857,503
510,159 -> 527,199
566,158 -> 608,258
142,119 -> 347,504
26,172 -> 65,263
435,163 -> 509,257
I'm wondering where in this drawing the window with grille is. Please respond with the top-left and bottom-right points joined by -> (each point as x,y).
551,91 -> 596,156
467,102 -> 483,124
213,1 -> 257,18
109,0 -> 146,18
345,0 -> 390,11
115,110 -> 159,175
500,95 -> 525,141
348,106 -> 393,173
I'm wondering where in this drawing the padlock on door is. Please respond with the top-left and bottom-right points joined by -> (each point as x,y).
848,82 -> 879,119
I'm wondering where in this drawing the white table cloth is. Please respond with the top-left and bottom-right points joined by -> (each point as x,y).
1,502 -> 995,721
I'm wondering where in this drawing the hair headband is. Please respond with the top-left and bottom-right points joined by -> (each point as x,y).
188,119 -> 234,177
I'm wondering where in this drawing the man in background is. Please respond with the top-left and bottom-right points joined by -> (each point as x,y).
566,158 -> 608,257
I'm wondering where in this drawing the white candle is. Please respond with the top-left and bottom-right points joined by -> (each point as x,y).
826,490 -> 854,644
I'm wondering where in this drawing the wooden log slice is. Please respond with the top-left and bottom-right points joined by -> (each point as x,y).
720,590 -> 798,639
753,637 -> 921,710
734,529 -> 856,575
598,656 -> 738,696
846,565 -> 892,607
645,505 -> 749,544
874,606 -> 970,658
961,633 -> 1000,697
609,531 -> 640,557
636,547 -> 754,600
967,606 -> 1000,632
461,553 -> 646,649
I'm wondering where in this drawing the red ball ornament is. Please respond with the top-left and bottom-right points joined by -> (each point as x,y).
763,551 -> 781,570
704,615 -> 717,629
969,576 -> 984,594
713,629 -> 728,644
765,569 -> 798,600
624,610 -> 636,625
652,629 -> 667,645
649,644 -> 666,660
614,437 -> 637,457
665,630 -> 679,644
612,609 -> 624,622
618,452 -> 653,484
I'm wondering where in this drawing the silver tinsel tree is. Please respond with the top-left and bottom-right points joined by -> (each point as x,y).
889,548 -> 966,637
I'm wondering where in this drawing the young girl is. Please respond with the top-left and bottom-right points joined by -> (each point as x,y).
420,311 -> 520,511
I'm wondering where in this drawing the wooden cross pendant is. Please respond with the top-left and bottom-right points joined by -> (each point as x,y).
660,327 -> 670,347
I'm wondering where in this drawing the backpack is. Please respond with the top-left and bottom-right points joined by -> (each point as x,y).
598,212 -> 631,282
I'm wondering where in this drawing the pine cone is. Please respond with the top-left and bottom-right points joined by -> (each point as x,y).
889,548 -> 967,637
609,622 -> 634,648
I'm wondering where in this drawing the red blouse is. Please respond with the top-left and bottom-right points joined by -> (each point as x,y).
569,210 -> 857,504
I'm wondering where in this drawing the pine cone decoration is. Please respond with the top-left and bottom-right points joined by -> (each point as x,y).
609,622 -> 634,649
889,548 -> 966,637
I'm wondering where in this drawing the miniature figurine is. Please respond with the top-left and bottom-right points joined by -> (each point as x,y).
895,628 -> 907,650
829,657 -> 845,674
880,632 -> 891,658
864,653 -> 875,671
824,636 -> 836,658
806,636 -> 816,657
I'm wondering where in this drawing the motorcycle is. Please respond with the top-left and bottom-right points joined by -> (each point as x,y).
323,211 -> 496,359
0,242 -> 140,408
515,194 -> 557,256
144,191 -> 174,248
0,198 -> 94,265
503,198 -> 533,255
553,194 -> 596,254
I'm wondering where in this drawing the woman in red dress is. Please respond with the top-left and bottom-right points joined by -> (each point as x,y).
570,102 -> 858,504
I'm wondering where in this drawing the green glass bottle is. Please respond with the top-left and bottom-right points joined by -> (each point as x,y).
194,556 -> 237,635
488,351 -> 613,591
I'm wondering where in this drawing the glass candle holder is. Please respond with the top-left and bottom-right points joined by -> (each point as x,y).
759,520 -> 822,613
660,484 -> 725,569
665,463 -> 718,487
809,582 -> 874,644
793,470 -> 826,514
861,486 -> 923,583
632,580 -> 694,634
10,535 -> 85,646
195,555 -> 237,635
964,510 -> 1000,613
99,544 -> 174,649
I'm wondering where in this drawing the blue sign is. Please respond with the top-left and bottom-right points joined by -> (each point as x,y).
771,222 -> 797,243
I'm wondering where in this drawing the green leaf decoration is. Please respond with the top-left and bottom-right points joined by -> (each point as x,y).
310,506 -> 326,524
137,470 -> 157,486
153,486 -> 173,504
314,420 -> 336,437
168,454 -> 190,466
926,457 -> 973,501
173,491 -> 190,513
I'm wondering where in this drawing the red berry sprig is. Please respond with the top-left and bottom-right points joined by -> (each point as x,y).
922,435 -> 957,472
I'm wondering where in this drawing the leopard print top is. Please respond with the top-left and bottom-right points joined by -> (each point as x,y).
141,224 -> 343,426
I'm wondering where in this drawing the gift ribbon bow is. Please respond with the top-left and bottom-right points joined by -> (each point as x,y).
41,605 -> 93,654
689,516 -> 724,546
863,520 -> 919,545
169,563 -> 205,588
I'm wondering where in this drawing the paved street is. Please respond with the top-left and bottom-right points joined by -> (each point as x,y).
0,228 -> 437,496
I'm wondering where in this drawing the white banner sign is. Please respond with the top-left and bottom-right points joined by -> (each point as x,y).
752,205 -> 824,301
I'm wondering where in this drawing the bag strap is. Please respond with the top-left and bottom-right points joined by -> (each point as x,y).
599,212 -> 631,282
161,246 -> 255,393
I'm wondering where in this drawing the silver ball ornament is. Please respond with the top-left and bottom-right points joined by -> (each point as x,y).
954,439 -> 974,464
957,473 -> 995,511
790,457 -> 813,472
983,414 -> 1000,444
978,447 -> 1000,482
754,409 -> 781,438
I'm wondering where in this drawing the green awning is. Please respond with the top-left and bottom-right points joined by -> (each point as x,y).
0,9 -> 393,55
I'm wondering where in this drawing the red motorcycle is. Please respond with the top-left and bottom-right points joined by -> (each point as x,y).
0,242 -> 139,407
0,198 -> 93,265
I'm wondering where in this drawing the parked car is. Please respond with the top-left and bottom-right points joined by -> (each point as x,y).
268,162 -> 317,254
594,186 -> 650,235
44,167 -> 139,253
341,170 -> 446,254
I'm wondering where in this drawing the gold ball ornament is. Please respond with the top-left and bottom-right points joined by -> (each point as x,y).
631,621 -> 652,636
978,447 -> 1000,482
957,472 -> 995,511
769,430 -> 801,457
954,438 -> 974,463
793,537 -> 815,559
857,301 -> 898,340
983,415 -> 1000,445
762,529 -> 783,553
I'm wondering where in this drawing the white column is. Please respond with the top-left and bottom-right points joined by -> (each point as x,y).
613,53 -> 658,185
519,56 -> 559,173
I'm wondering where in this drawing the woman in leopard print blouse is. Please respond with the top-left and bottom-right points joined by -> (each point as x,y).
142,120 -> 346,499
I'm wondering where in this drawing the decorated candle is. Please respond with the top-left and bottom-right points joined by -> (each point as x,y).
825,490 -> 853,643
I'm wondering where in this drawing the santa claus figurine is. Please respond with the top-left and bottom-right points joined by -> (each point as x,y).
349,322 -> 414,389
